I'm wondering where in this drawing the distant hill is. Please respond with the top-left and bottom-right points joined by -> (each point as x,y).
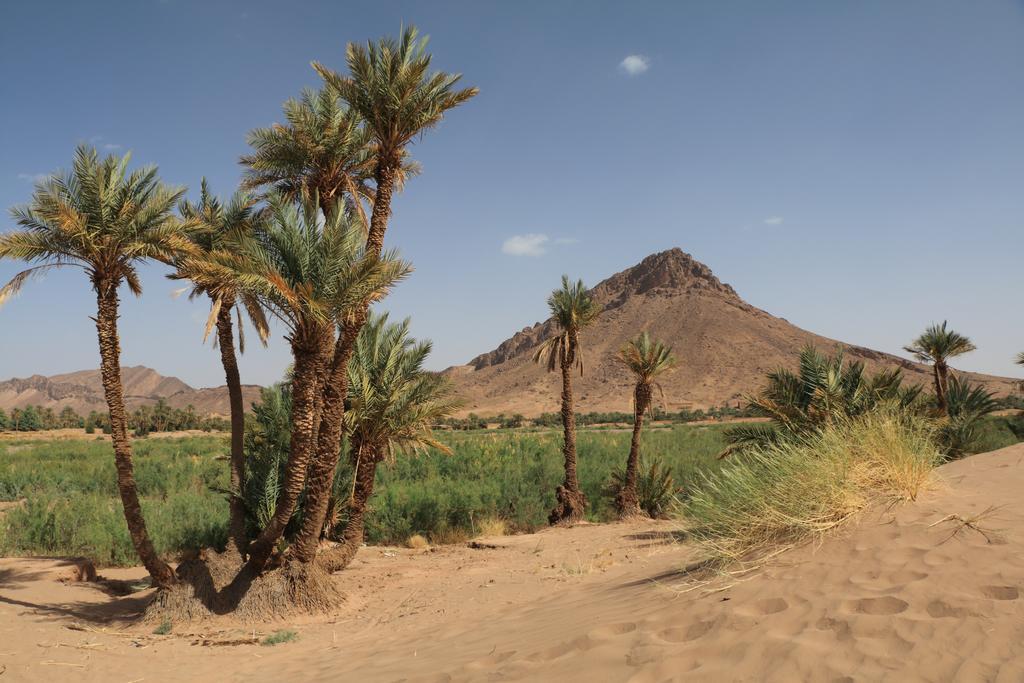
448,248 -> 1019,417
0,366 -> 262,417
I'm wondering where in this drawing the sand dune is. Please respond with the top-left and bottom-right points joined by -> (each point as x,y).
2,444 -> 1024,681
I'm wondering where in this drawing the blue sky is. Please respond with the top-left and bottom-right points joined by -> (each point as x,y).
1,0 -> 1022,388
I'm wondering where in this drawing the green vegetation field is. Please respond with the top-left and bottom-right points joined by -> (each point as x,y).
0,424 -> 732,565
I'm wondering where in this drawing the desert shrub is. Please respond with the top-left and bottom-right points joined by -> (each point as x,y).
936,375 -> 1001,458
603,456 -> 680,519
722,346 -> 922,456
968,413 -> 1024,453
262,629 -> 298,646
683,410 -> 940,565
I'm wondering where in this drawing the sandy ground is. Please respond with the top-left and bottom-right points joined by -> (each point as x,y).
3,444 -> 1024,682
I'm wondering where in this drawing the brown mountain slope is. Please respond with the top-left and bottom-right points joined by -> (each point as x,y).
449,248 -> 1018,417
0,366 -> 262,417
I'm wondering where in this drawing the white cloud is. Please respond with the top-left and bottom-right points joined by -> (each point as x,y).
103,143 -> 122,151
553,237 -> 579,245
502,233 -> 549,257
17,173 -> 48,183
619,55 -> 650,76
763,216 -> 784,226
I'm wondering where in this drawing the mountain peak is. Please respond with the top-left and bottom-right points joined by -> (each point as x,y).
468,248 -> 742,371
590,248 -> 740,311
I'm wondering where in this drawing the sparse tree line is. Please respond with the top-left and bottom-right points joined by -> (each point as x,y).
0,401 -> 229,434
0,22 -> 1019,619
440,404 -> 755,431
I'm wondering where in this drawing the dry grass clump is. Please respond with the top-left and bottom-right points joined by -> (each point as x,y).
682,410 -> 940,565
406,534 -> 430,549
475,516 -> 508,537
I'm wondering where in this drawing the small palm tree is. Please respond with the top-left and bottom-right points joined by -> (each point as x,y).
319,312 -> 460,572
723,346 -> 922,455
314,25 -> 478,258
939,374 -> 999,458
904,321 -> 976,414
614,332 -> 676,518
0,146 -> 191,588
172,180 -> 269,554
180,193 -> 410,570
534,276 -> 601,524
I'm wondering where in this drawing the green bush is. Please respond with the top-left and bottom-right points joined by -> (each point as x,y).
0,436 -> 228,565
0,425 -> 729,563
603,456 -> 680,519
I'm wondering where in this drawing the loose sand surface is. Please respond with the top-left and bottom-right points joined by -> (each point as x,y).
3,444 -> 1024,682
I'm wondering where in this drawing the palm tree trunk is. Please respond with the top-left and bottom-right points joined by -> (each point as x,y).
365,160 -> 397,259
291,316 -> 363,564
617,384 -> 649,518
95,284 -> 176,589
549,349 -> 587,525
319,443 -> 379,573
245,329 -> 325,571
293,161 -> 397,562
934,363 -> 947,414
213,296 -> 246,555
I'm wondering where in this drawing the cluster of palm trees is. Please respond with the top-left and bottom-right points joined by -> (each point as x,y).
723,321 -> 1003,458
0,26 -> 476,600
533,276 -> 677,523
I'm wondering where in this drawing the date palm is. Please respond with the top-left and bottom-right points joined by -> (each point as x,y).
294,27 -> 476,560
319,313 -> 460,572
534,276 -> 601,524
722,346 -> 923,456
172,180 -> 270,554
0,146 -> 191,588
180,193 -> 410,571
314,24 -> 478,258
240,86 -> 380,225
615,333 -> 676,518
904,321 -> 976,414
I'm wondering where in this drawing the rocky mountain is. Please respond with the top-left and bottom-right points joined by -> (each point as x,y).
0,366 -> 262,417
449,248 -> 1019,417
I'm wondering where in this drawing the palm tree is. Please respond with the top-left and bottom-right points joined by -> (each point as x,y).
172,180 -> 269,554
319,313 -> 460,572
0,146 -> 191,588
615,333 -> 676,518
240,86 -> 379,225
904,321 -> 976,414
180,193 -> 410,571
294,28 -> 476,560
534,276 -> 601,524
314,24 -> 478,258
723,345 -> 923,455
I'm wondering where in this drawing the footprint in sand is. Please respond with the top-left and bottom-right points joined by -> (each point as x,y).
753,602 -> 790,618
981,585 -> 1019,601
657,619 -> 715,643
589,622 -> 638,640
844,596 -> 908,616
625,644 -> 666,667
926,599 -> 979,619
526,635 -> 593,662
464,649 -> 518,670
